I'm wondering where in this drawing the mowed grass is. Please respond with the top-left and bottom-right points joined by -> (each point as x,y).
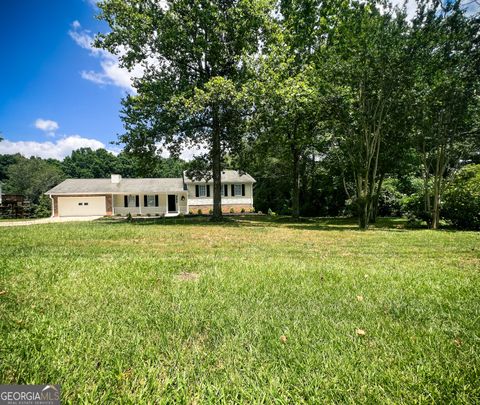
0,217 -> 479,403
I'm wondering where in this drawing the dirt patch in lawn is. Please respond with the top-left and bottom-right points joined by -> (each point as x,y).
175,272 -> 200,281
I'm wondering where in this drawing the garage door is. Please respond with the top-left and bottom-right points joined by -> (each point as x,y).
57,196 -> 106,217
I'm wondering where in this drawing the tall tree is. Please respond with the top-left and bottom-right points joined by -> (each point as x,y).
410,0 -> 480,229
328,1 -> 412,229
95,0 -> 272,220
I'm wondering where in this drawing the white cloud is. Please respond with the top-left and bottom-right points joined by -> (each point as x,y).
0,136 -> 108,160
35,118 -> 59,135
69,21 -> 141,93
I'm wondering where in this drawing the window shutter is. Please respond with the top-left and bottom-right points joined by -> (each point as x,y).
124,196 -> 128,207
155,195 -> 159,207
135,195 -> 139,207
144,195 -> 147,207
224,184 -> 228,197
242,184 -> 245,196
195,185 -> 199,197
206,185 -> 210,197
231,185 -> 235,196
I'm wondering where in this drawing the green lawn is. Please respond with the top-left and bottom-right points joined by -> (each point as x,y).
1,217 -> 479,403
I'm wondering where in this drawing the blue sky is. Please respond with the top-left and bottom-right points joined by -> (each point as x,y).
0,0 -> 132,159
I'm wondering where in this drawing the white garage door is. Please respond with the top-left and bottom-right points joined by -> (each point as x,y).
58,196 -> 106,217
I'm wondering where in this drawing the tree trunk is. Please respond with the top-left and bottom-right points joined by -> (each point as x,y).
431,144 -> 446,230
370,172 -> 384,223
291,147 -> 300,219
358,196 -> 369,230
211,109 -> 223,221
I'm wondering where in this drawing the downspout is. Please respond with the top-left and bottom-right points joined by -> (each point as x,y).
49,194 -> 54,218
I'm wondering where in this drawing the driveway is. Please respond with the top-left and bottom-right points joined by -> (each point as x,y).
0,216 -> 102,227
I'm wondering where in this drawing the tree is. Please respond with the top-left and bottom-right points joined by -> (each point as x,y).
327,1 -> 412,229
247,53 -> 325,218
5,157 -> 64,204
410,0 -> 480,229
62,148 -> 119,178
95,0 -> 272,220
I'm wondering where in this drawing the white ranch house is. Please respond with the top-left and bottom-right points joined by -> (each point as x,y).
46,170 -> 255,217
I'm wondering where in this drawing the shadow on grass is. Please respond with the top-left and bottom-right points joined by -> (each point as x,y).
95,215 -> 420,232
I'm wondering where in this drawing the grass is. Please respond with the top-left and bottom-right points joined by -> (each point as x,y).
1,216 -> 479,403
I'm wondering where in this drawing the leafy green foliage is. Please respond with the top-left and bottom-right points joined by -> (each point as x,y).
442,165 -> 480,229
4,157 -> 64,204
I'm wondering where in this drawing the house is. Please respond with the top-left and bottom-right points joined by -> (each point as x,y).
45,170 -> 255,217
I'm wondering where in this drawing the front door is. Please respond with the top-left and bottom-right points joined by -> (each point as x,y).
167,194 -> 177,212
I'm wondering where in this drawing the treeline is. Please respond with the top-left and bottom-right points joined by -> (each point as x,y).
0,149 -> 185,217
94,0 -> 480,228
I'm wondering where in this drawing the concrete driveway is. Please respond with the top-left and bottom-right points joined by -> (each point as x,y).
0,216 -> 102,227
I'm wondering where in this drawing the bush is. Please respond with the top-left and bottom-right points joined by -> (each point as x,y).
34,195 -> 52,218
189,209 -> 194,215
240,208 -> 245,213
250,207 -> 255,213
126,213 -> 132,222
197,209 -> 203,215
442,165 -> 480,230
229,207 -> 235,214
267,208 -> 276,217
209,209 -> 213,215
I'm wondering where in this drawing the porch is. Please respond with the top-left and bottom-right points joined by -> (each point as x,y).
112,192 -> 188,216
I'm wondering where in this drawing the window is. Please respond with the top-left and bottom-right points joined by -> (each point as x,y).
84,202 -> 89,206
146,195 -> 156,207
78,202 -> 83,206
128,195 -> 137,207
198,185 -> 206,197
234,184 -> 242,196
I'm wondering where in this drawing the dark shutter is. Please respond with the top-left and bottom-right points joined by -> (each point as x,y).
206,185 -> 210,197
155,195 -> 159,207
195,185 -> 199,197
124,196 -> 128,207
224,184 -> 228,196
144,195 -> 148,207
231,185 -> 235,196
135,195 -> 139,207
242,184 -> 245,196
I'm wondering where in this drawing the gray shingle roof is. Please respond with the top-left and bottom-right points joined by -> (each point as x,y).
46,178 -> 186,195
183,170 -> 255,183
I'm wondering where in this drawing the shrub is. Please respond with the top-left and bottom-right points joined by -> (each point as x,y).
178,212 -> 185,218
209,209 -> 213,215
126,212 -> 132,222
197,209 -> 203,215
146,213 -> 151,217
267,208 -> 276,217
442,164 -> 480,230
229,207 -> 235,214
189,209 -> 194,215
240,208 -> 245,213
250,207 -> 255,213
34,195 -> 52,218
